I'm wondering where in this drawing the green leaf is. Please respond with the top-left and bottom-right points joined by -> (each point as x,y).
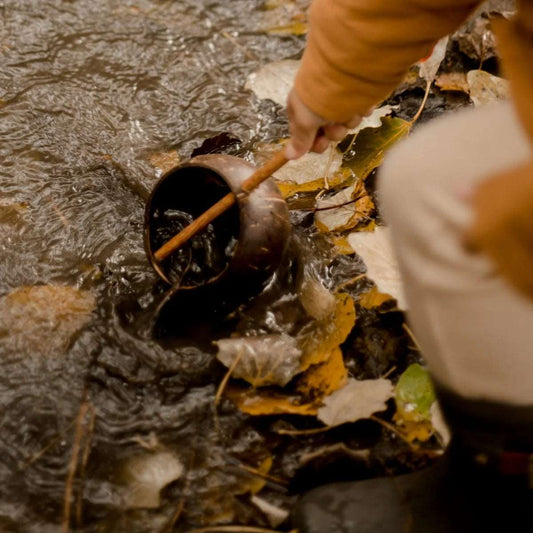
341,117 -> 411,180
395,363 -> 436,422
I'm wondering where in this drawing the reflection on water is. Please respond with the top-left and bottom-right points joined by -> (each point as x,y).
0,0 -> 306,530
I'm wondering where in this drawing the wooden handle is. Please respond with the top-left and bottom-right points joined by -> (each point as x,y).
153,149 -> 289,262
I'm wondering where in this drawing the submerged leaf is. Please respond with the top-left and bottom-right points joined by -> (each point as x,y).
216,334 -> 302,387
120,451 -> 184,509
245,59 -> 299,107
347,226 -> 407,309
148,150 -> 181,176
0,285 -> 96,356
342,117 -> 411,181
298,278 -> 337,320
317,378 -> 394,426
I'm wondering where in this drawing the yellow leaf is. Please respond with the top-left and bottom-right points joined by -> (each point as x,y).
298,292 -> 356,371
330,235 -> 354,255
265,20 -> 308,35
225,386 -> 318,416
276,167 -> 353,199
235,456 -> 273,495
394,417 -> 434,443
343,117 -> 411,181
358,287 -> 394,309
296,347 -> 348,401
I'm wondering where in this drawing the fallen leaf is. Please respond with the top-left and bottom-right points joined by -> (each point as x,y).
430,402 -> 451,447
347,226 -> 407,309
265,19 -> 308,35
358,287 -> 394,309
236,456 -> 273,495
453,15 -> 496,61
298,292 -> 356,371
435,71 -> 469,93
215,334 -> 302,387
314,182 -> 374,233
276,167 -> 353,199
296,346 -> 348,401
342,117 -> 411,181
346,105 -> 397,136
120,450 -> 184,509
225,386 -> 318,416
317,378 -> 394,427
250,495 -> 290,527
148,150 -> 181,176
467,70 -> 510,107
245,59 -> 299,107
418,36 -> 449,83
330,235 -> 355,255
259,0 -> 309,35
298,278 -> 337,320
395,364 -> 436,423
0,285 -> 96,356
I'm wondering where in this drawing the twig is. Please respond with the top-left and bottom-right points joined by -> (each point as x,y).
214,349 -> 245,407
189,527 -> 298,533
76,405 -> 96,528
62,400 -> 91,533
21,418 -> 77,469
381,366 -> 397,379
411,79 -> 431,124
221,31 -> 258,61
323,144 -> 336,189
370,415 -> 418,450
274,425 -> 333,436
237,463 -> 288,486
334,273 -> 367,292
402,323 -> 422,352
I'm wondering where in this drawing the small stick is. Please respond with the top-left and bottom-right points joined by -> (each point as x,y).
153,149 -> 288,262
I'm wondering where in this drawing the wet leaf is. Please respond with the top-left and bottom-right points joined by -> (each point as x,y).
435,71 -> 469,93
314,182 -> 374,233
259,0 -> 309,35
330,235 -> 355,255
148,150 -> 181,176
120,451 -> 184,509
342,117 -> 411,181
215,334 -> 302,387
245,59 -> 299,107
276,167 -> 353,199
395,364 -> 436,423
236,456 -> 273,495
467,70 -> 509,107
298,278 -> 336,320
298,292 -> 356,371
347,226 -> 407,309
418,36 -> 449,83
265,19 -> 308,35
347,105 -> 397,136
0,285 -> 96,356
225,386 -> 318,416
296,347 -> 348,401
317,378 -> 394,427
430,402 -> 451,446
358,287 -> 394,309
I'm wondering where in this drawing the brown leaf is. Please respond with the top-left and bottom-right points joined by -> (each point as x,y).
467,70 -> 509,107
0,285 -> 96,356
148,150 -> 181,175
435,71 -> 469,93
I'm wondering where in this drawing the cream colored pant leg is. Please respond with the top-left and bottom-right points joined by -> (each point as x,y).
378,101 -> 533,405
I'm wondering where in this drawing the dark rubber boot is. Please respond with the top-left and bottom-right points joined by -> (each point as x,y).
292,386 -> 533,533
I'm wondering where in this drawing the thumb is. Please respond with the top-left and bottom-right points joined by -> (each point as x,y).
286,120 -> 319,160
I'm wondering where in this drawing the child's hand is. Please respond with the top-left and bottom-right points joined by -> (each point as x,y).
285,89 -> 361,160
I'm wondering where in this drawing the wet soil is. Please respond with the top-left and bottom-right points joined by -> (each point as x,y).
0,1 -> 454,531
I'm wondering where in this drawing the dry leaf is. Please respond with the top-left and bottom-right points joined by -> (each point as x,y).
296,347 -> 348,401
358,287 -> 394,309
317,378 -> 395,427
314,183 -> 374,233
418,36 -> 449,83
225,386 -> 318,416
120,451 -> 183,509
342,117 -> 411,181
347,226 -> 407,309
298,292 -> 356,371
0,285 -> 96,356
435,71 -> 469,93
453,15 -> 496,61
467,70 -> 510,107
216,334 -> 302,387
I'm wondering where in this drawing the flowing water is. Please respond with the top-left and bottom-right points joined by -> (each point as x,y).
0,1 -> 419,531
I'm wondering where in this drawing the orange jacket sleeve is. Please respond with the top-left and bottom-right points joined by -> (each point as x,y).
294,0 -> 481,122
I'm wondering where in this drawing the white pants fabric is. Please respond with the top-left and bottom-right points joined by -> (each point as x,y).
378,101 -> 533,406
